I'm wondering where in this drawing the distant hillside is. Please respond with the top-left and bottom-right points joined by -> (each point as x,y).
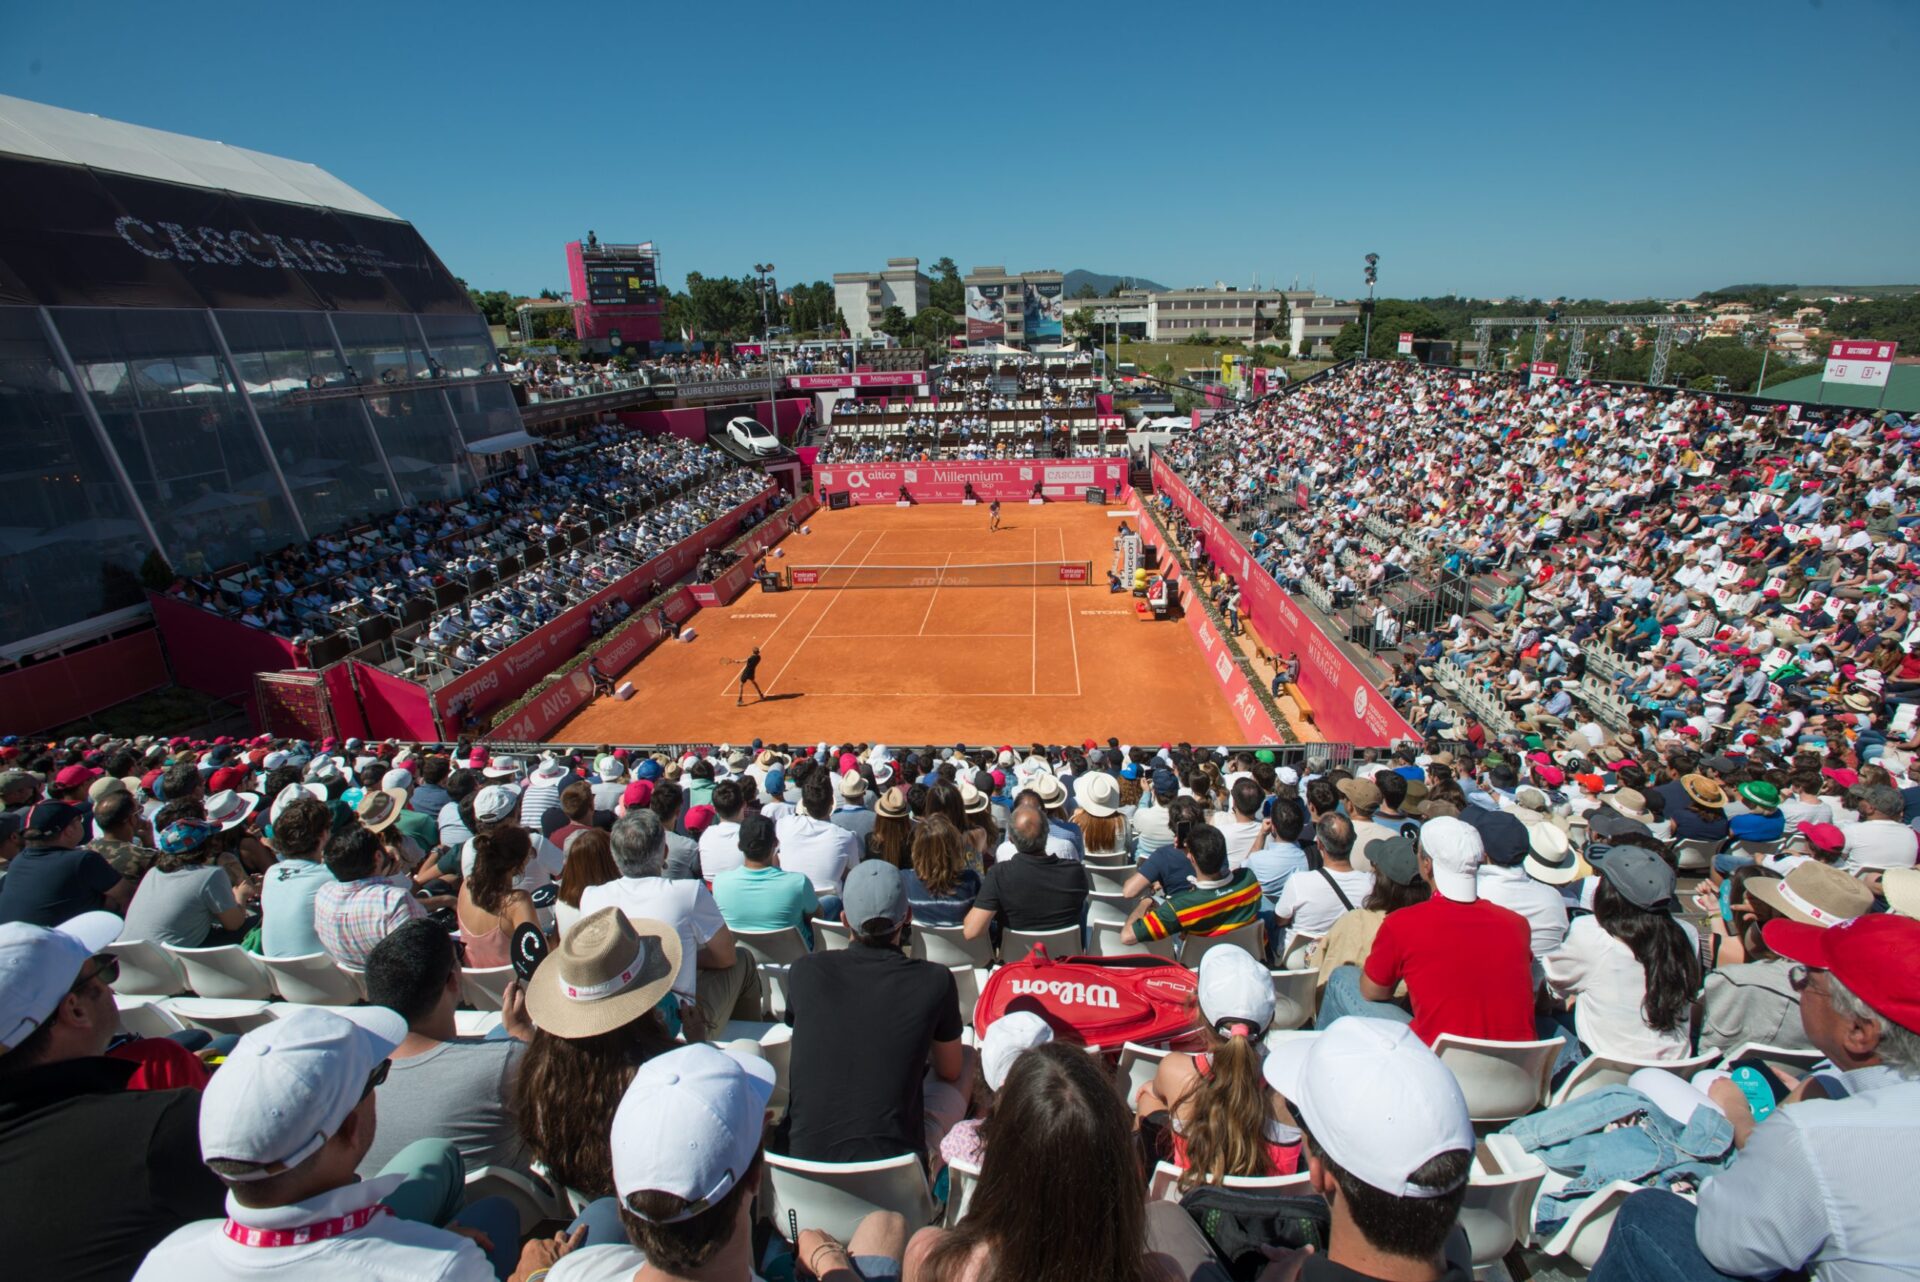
1064,269 -> 1167,297
1702,283 -> 1920,301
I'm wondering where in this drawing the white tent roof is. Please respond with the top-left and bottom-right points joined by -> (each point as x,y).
0,94 -> 399,220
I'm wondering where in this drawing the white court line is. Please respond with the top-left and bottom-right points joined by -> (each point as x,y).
762,529 -> 886,696
1030,525 -> 1038,696
1059,526 -> 1082,697
812,632 -> 1032,639
713,526 -> 867,696
915,551 -> 953,636
785,691 -> 1090,698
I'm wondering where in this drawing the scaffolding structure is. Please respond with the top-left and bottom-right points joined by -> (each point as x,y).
1471,314 -> 1697,387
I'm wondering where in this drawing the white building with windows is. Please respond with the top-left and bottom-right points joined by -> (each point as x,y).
831,257 -> 930,339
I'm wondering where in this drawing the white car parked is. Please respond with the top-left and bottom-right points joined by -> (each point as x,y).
725,416 -> 782,456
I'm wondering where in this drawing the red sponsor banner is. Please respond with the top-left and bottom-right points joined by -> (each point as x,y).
1056,564 -> 1088,583
485,588 -> 699,742
354,661 -> 439,739
1829,340 -> 1897,362
149,591 -> 302,702
1129,503 -> 1283,744
787,372 -> 926,390
1150,455 -> 1416,747
792,568 -> 822,586
432,486 -> 778,724
813,458 -> 1129,505
0,631 -> 171,734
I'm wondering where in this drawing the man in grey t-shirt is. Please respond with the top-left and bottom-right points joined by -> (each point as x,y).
357,919 -> 533,1178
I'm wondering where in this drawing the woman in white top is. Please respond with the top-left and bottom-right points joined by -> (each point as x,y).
1543,843 -> 1702,1062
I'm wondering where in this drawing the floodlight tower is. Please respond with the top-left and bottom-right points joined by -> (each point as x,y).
1362,254 -> 1379,358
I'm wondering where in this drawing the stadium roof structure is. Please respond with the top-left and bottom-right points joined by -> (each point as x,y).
0,93 -> 397,219
1761,365 -> 1920,415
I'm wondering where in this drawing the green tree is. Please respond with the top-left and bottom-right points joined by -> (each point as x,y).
1064,306 -> 1097,348
1332,301 -> 1448,359
685,273 -> 757,340
929,257 -> 963,314
663,291 -> 693,342
912,306 -> 956,345
878,305 -> 913,342
1072,282 -> 1099,299
456,278 -> 517,327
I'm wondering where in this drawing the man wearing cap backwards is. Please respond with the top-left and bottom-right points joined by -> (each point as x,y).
783,860 -> 971,1170
1590,914 -> 1920,1282
0,799 -> 133,927
0,911 -> 228,1280
133,1006 -> 546,1282
541,1043 -> 906,1282
1250,1019 -> 1478,1281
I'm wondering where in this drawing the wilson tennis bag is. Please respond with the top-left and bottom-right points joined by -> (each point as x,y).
974,947 -> 1204,1050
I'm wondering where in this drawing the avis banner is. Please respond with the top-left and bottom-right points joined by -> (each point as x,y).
813,458 -> 1129,504
1150,455 -> 1416,747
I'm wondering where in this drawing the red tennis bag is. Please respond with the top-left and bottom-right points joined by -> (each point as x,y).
974,947 -> 1204,1051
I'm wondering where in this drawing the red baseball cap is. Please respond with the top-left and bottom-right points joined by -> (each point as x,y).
53,764 -> 102,790
1764,914 -> 1920,1034
1796,821 -> 1845,854
207,766 -> 249,794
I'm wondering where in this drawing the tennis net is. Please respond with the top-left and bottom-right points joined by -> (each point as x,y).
788,561 -> 1093,589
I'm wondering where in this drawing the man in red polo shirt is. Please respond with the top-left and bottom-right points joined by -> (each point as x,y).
1316,815 -> 1535,1044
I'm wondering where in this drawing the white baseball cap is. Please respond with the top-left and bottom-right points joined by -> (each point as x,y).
199,1006 -> 408,1178
0,912 -> 123,1051
596,754 -> 626,780
380,767 -> 413,792
269,781 -> 327,825
474,784 -> 519,823
980,1010 -> 1054,1091
1196,945 -> 1275,1034
1417,815 -> 1483,903
1263,1018 -> 1473,1198
611,1043 -> 776,1219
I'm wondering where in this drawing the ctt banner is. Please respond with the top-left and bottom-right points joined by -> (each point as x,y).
814,458 -> 1129,505
965,283 -> 1006,342
1024,281 -> 1064,344
1150,454 -> 1417,747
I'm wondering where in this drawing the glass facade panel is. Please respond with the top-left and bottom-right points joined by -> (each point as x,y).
0,307 -> 153,643
51,306 -> 303,577
444,377 -> 524,447
215,310 -> 402,531
362,388 -> 470,505
418,313 -> 496,379
332,312 -> 434,385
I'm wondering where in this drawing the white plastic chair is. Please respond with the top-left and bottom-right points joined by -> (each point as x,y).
763,1152 -> 935,1244
1180,921 -> 1265,968
950,966 -> 987,1029
733,926 -> 810,967
335,961 -> 371,1000
464,1165 -> 566,1235
106,939 -> 188,996
163,996 -> 275,1034
114,994 -> 188,1039
166,944 -> 274,1000
1085,863 -> 1141,897
1116,1041 -> 1170,1107
1431,1034 -> 1562,1123
1148,1161 -> 1313,1202
1460,1133 -> 1548,1275
1673,838 -> 1720,873
1719,1041 -> 1825,1074
809,917 -> 853,951
943,1155 -> 982,1227
1268,968 -> 1317,1031
1085,889 -> 1138,928
1549,1049 -> 1721,1107
1001,925 -> 1080,963
1088,920 -> 1177,959
1536,1180 -> 1673,1269
259,953 -> 362,1006
460,966 -> 514,1011
1278,931 -> 1324,971
910,922 -> 993,968
453,1010 -> 503,1038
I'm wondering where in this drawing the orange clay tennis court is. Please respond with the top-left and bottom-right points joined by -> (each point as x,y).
552,503 -> 1249,745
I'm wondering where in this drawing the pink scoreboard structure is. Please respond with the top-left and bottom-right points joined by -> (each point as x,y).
566,233 -> 664,352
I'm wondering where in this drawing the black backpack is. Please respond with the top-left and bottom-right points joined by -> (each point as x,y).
1178,1184 -> 1331,1281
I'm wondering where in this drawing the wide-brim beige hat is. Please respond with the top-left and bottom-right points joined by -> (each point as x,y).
1749,862 -> 1874,928
1073,772 -> 1120,817
1885,867 -> 1920,920
526,908 -> 681,1040
1030,773 -> 1067,807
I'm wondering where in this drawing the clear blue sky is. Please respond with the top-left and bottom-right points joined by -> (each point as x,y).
7,0 -> 1917,302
